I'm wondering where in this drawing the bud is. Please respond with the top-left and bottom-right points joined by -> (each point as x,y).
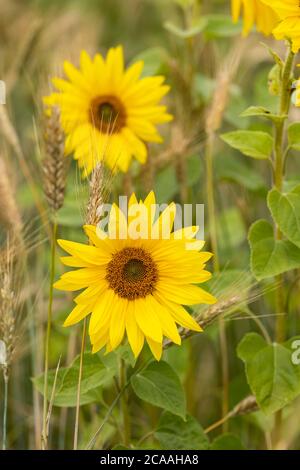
268,64 -> 281,96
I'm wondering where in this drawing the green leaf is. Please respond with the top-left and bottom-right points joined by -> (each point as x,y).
132,47 -> 167,77
238,333 -> 300,414
131,361 -> 186,418
33,353 -> 114,407
221,130 -> 273,160
164,343 -> 189,382
217,207 -> 246,251
288,122 -> 300,151
155,412 -> 209,450
268,186 -> 300,248
164,18 -> 206,39
173,0 -> 195,9
216,153 -> 266,192
248,219 -> 300,280
211,433 -> 245,450
202,14 -> 242,39
154,165 -> 177,203
240,106 -> 286,124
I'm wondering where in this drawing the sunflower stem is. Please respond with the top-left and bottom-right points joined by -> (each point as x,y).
272,45 -> 294,446
73,318 -> 87,450
119,358 -> 130,447
205,134 -> 219,272
42,220 -> 57,450
205,132 -> 229,430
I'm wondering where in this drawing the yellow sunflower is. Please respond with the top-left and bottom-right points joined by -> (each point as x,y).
44,46 -> 172,176
54,192 -> 216,361
261,0 -> 300,52
231,0 -> 279,36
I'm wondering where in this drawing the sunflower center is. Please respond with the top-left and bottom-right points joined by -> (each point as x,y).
89,95 -> 126,133
106,247 -> 158,300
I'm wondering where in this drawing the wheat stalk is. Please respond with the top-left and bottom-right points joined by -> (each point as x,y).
0,156 -> 23,239
85,162 -> 105,226
41,106 -> 67,450
74,161 -> 111,450
42,107 -> 67,212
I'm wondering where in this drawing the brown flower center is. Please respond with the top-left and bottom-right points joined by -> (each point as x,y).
89,95 -> 126,133
106,247 -> 158,300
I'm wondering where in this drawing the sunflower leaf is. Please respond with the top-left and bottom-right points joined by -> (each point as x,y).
131,361 -> 186,418
240,106 -> 286,124
288,122 -> 300,151
32,353 -> 114,407
221,130 -> 273,160
155,412 -> 209,450
248,219 -> 300,280
238,333 -> 300,414
211,433 -> 246,450
268,186 -> 300,248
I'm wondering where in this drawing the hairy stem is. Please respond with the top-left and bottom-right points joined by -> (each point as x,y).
42,220 -> 57,450
273,47 -> 294,343
273,45 -> 294,445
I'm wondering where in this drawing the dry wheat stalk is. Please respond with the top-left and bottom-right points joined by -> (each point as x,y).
42,107 -> 67,213
230,395 -> 258,418
0,156 -> 23,235
85,163 -> 106,226
73,161 -> 110,449
163,294 -> 242,349
204,395 -> 258,434
205,43 -> 244,137
0,242 -> 20,372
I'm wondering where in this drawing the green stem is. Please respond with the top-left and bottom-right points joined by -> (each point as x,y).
205,134 -> 219,272
273,47 -> 294,343
119,358 -> 130,447
42,220 -> 57,450
73,318 -> 87,450
2,369 -> 8,450
273,45 -> 294,445
205,133 -> 229,429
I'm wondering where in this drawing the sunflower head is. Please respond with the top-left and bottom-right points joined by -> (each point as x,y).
44,46 -> 173,176
231,0 -> 279,36
54,191 -> 216,361
260,0 -> 300,52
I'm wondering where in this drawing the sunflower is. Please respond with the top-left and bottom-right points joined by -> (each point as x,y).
261,0 -> 300,52
54,192 -> 216,360
44,46 -> 172,176
231,0 -> 279,36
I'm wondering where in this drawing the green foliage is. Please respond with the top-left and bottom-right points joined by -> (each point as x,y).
268,186 -> 300,248
240,106 -> 286,124
248,219 -> 300,280
221,130 -> 273,160
238,333 -> 300,414
132,47 -> 167,76
164,18 -> 206,39
216,153 -> 266,192
155,412 -> 209,450
211,433 -> 245,450
131,361 -> 186,418
164,14 -> 241,41
33,353 -> 115,407
202,15 -> 242,39
288,122 -> 300,151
